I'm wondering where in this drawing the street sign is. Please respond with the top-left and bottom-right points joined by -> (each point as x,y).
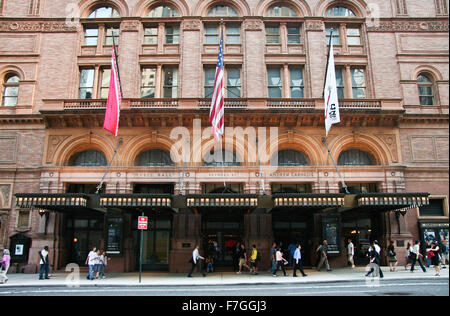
138,216 -> 148,230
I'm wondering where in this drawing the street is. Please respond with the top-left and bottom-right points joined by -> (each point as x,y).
0,279 -> 447,296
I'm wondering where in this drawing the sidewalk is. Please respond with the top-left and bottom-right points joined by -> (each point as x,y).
1,266 -> 448,288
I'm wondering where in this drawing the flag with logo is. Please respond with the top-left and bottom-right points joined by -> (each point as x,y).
209,27 -> 225,142
324,42 -> 340,137
103,39 -> 122,137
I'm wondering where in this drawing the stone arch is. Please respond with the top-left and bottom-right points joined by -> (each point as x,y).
54,133 -> 115,166
194,0 -> 251,17
192,137 -> 247,166
411,65 -> 443,82
255,0 -> 312,17
78,0 -> 129,18
330,133 -> 391,166
315,0 -> 368,17
122,134 -> 178,167
133,0 -> 189,17
0,65 -> 26,81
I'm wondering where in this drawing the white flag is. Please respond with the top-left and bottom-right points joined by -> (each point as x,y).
324,43 -> 340,137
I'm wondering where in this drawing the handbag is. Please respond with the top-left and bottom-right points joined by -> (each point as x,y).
427,250 -> 435,258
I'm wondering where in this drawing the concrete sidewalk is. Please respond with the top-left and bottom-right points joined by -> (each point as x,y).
1,266 -> 448,288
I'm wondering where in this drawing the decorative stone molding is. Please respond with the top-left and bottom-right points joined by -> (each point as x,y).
0,20 -> 78,32
46,135 -> 70,164
120,20 -> 140,32
244,19 -> 263,31
367,20 -> 449,32
182,19 -> 201,31
376,134 -> 399,163
305,20 -> 324,32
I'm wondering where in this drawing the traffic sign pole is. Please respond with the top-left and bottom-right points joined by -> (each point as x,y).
139,212 -> 145,283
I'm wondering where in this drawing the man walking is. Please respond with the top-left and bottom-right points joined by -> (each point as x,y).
85,246 -> 98,280
293,244 -> 307,277
348,239 -> 355,269
410,240 -> 427,273
39,246 -> 50,280
237,243 -> 251,274
187,245 -> 206,277
316,240 -> 332,272
270,242 -> 277,274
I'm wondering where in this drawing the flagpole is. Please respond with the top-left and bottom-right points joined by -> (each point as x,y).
322,28 -> 349,194
96,137 -> 123,194
219,21 -> 226,190
111,27 -> 122,93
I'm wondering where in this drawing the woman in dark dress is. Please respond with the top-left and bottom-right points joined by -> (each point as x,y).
387,240 -> 398,272
365,245 -> 384,278
429,241 -> 441,276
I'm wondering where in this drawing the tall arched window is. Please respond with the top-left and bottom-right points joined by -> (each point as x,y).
207,5 -> 238,16
271,150 -> 308,166
2,74 -> 19,107
136,149 -> 174,166
204,150 -> 241,166
70,150 -> 107,166
338,149 -> 375,166
326,6 -> 356,17
148,5 -> 179,17
266,5 -> 298,17
417,74 -> 435,106
88,6 -> 120,18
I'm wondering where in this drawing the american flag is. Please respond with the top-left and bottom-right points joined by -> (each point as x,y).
103,38 -> 122,137
209,29 -> 224,142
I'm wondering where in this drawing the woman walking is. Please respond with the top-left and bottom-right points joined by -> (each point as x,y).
405,242 -> 413,270
387,240 -> 398,272
428,241 -> 441,276
0,249 -> 10,284
365,245 -> 383,278
273,247 -> 288,277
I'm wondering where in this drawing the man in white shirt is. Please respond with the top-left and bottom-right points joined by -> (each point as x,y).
373,240 -> 381,255
410,240 -> 427,273
187,245 -> 206,277
293,244 -> 307,277
39,246 -> 50,280
85,247 -> 97,280
348,239 -> 355,269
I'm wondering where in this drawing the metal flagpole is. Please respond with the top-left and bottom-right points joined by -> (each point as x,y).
322,28 -> 349,194
95,138 -> 123,194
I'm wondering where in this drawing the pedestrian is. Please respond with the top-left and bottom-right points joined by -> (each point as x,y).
287,243 -> 296,267
387,240 -> 398,272
85,246 -> 97,280
232,242 -> 240,272
98,251 -> 109,279
270,242 -> 278,275
425,240 -> 432,267
39,246 -> 50,280
365,245 -> 383,278
273,246 -> 288,277
94,249 -> 102,279
316,240 -> 332,272
236,243 -> 251,274
373,240 -> 381,255
293,244 -> 307,277
428,241 -> 441,276
441,240 -> 448,268
405,242 -> 413,270
250,245 -> 259,275
347,239 -> 355,269
187,245 -> 206,277
206,255 -> 214,273
410,240 -> 427,273
0,249 -> 11,284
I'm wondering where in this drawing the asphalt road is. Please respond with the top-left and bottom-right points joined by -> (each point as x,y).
0,279 -> 447,297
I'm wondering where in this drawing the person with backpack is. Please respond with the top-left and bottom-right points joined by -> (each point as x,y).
250,245 -> 260,275
39,246 -> 50,280
293,244 -> 307,277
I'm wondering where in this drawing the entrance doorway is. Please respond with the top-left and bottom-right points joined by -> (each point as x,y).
202,212 -> 243,271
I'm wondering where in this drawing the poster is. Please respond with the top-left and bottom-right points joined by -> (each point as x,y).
15,244 -> 24,256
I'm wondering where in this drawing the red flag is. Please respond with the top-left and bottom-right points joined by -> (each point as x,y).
103,40 -> 122,137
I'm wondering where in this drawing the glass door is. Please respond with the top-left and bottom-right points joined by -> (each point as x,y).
140,219 -> 172,271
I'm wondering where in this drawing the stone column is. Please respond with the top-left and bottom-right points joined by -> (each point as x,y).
242,212 -> 274,270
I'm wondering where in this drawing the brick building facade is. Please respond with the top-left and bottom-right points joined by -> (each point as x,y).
0,0 -> 448,274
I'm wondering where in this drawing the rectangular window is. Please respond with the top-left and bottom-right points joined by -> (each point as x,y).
144,27 -> 158,44
226,25 -> 240,44
141,68 -> 156,98
335,68 -> 345,99
204,67 -> 215,98
99,69 -> 111,99
105,28 -> 119,46
227,68 -> 241,98
287,25 -> 301,44
419,199 -> 445,217
205,25 -> 219,44
84,28 -> 98,46
346,27 -> 361,45
165,25 -> 179,44
267,67 -> 282,98
266,26 -> 280,44
351,68 -> 366,98
79,68 -> 95,99
326,26 -> 340,45
17,210 -> 30,228
163,67 -> 178,98
289,67 -> 304,98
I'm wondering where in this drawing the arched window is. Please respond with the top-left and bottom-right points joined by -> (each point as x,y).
326,6 -> 356,17
271,150 -> 308,166
204,150 -> 241,166
417,74 -> 435,106
70,150 -> 107,167
88,6 -> 120,18
338,149 -> 375,166
207,5 -> 238,16
148,5 -> 179,17
2,74 -> 19,107
136,149 -> 174,166
266,5 -> 298,17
